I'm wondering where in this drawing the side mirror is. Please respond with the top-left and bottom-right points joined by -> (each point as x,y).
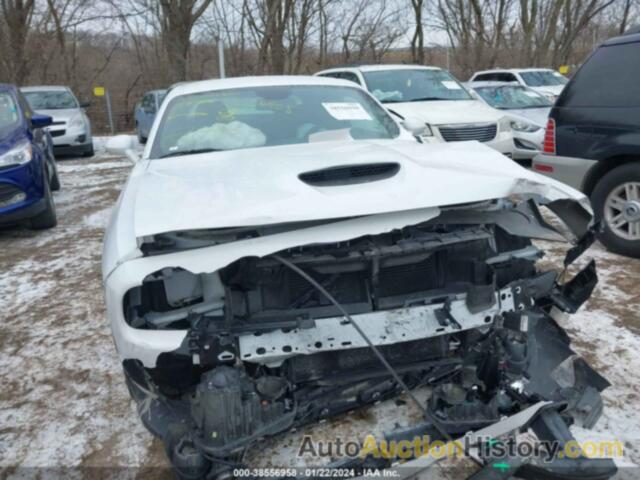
402,116 -> 427,136
106,135 -> 140,164
31,114 -> 52,129
79,101 -> 91,108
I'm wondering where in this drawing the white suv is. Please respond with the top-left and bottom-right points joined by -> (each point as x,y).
469,68 -> 568,101
316,65 -> 514,156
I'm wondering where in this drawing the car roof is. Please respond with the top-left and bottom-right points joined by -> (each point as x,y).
467,81 -> 521,88
168,75 -> 363,98
20,85 -> 70,92
320,64 -> 442,73
603,31 -> 640,46
473,68 -> 555,75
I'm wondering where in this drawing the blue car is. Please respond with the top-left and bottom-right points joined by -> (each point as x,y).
134,89 -> 166,144
0,84 -> 59,229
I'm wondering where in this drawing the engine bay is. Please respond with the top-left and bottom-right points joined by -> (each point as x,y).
118,203 -> 615,480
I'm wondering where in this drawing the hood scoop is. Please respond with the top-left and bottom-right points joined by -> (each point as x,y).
299,162 -> 400,187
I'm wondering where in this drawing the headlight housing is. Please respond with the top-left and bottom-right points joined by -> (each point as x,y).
421,124 -> 433,136
498,117 -> 512,132
69,113 -> 85,129
0,142 -> 32,168
511,121 -> 541,133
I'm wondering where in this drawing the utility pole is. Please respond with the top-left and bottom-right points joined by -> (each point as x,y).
105,90 -> 115,134
218,39 -> 226,79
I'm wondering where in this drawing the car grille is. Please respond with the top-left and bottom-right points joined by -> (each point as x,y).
51,121 -> 65,126
50,130 -> 66,137
0,183 -> 22,199
438,123 -> 497,143
0,183 -> 25,207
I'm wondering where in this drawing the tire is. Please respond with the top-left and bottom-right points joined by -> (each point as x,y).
30,178 -> 57,230
50,165 -> 61,191
48,154 -> 61,191
591,162 -> 640,258
82,143 -> 95,157
45,146 -> 61,191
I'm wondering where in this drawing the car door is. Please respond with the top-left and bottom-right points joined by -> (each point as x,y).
16,90 -> 54,180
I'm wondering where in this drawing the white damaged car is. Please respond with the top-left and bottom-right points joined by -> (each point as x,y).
103,77 -> 615,479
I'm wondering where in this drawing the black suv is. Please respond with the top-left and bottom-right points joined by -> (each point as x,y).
533,31 -> 640,257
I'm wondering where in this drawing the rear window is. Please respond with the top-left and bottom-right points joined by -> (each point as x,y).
561,42 -> 640,107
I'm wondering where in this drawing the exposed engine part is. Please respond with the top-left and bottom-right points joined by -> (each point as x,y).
119,211 -> 612,480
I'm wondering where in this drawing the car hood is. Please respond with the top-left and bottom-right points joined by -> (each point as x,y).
383,100 -> 503,125
34,108 -> 80,123
504,107 -> 550,127
121,139 -> 585,240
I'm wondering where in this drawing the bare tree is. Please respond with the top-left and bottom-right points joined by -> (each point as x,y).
0,0 -> 35,83
116,0 -> 212,83
410,0 -> 426,64
244,0 -> 295,74
336,0 -> 403,64
434,0 -> 513,75
158,0 -> 213,82
285,0 -> 318,74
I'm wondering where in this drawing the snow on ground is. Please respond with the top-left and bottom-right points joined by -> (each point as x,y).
0,144 -> 639,478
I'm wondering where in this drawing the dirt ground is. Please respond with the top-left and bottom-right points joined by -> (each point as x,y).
1,147 -> 639,479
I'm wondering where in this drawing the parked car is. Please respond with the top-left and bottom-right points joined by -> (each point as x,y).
533,31 -> 640,258
21,85 -> 93,157
134,89 -> 166,144
469,68 -> 568,101
316,65 -> 514,157
103,76 -> 612,480
0,84 -> 59,229
468,81 -> 552,164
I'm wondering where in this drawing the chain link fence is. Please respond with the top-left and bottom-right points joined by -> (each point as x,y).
85,100 -> 136,135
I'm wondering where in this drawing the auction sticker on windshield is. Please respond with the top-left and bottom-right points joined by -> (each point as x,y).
322,102 -> 372,120
441,81 -> 462,90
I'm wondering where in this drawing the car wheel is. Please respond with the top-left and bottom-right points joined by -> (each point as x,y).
30,178 -> 58,230
49,164 -> 61,191
591,162 -> 640,258
82,143 -> 95,158
48,154 -> 61,191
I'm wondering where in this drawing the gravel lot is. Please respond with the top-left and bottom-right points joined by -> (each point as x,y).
1,146 -> 639,478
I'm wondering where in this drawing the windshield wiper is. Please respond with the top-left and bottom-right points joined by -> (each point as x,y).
408,96 -> 450,102
160,147 -> 222,158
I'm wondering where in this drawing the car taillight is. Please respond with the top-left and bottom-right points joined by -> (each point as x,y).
543,118 -> 556,154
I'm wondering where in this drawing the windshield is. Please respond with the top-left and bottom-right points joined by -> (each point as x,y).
474,85 -> 552,109
519,71 -> 568,87
0,93 -> 19,130
150,85 -> 400,159
23,90 -> 78,110
362,69 -> 471,103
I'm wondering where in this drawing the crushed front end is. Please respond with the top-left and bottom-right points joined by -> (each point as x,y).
107,198 -> 614,479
